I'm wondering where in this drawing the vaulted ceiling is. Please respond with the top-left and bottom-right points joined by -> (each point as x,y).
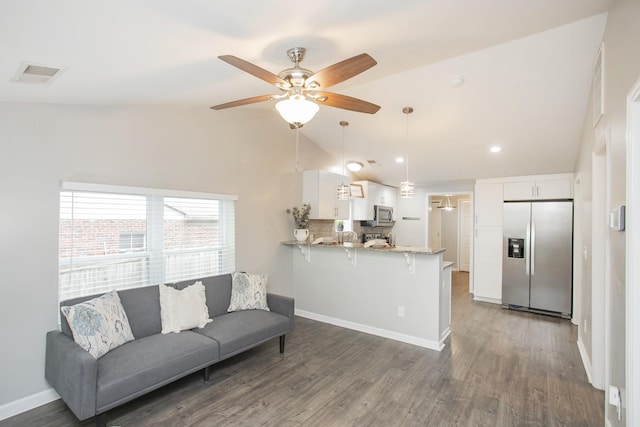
0,0 -> 612,186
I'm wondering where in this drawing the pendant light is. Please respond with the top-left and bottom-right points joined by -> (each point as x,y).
337,121 -> 350,200
400,107 -> 414,198
438,195 -> 456,211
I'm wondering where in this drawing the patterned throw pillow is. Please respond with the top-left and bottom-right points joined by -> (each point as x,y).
158,281 -> 212,334
228,271 -> 270,312
61,290 -> 135,359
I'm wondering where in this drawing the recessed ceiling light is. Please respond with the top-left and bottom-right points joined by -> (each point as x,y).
395,157 -> 404,163
490,146 -> 502,153
451,75 -> 465,88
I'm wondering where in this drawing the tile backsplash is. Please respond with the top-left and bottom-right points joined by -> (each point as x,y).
300,220 -> 393,243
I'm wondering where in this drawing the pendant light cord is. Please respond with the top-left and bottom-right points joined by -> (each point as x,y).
405,111 -> 410,182
341,122 -> 346,176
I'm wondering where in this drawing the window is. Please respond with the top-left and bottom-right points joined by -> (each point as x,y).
59,182 -> 237,301
119,233 -> 146,253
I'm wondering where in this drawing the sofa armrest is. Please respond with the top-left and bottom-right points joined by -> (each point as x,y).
267,293 -> 295,331
45,331 -> 98,421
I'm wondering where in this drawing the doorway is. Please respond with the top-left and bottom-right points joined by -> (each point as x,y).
426,193 -> 472,272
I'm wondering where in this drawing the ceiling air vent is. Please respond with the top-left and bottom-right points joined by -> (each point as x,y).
11,62 -> 66,85
367,159 -> 382,168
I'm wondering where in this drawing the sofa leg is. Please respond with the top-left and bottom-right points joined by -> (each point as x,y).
204,365 -> 210,382
279,335 -> 285,353
96,412 -> 107,427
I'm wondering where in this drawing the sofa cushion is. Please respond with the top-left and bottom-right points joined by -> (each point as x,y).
196,310 -> 289,359
117,286 -> 163,338
61,286 -> 163,340
174,274 -> 232,318
61,290 -> 135,359
228,271 -> 270,312
96,330 -> 219,411
159,282 -> 212,333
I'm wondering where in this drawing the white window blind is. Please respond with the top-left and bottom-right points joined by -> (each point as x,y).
59,183 -> 236,301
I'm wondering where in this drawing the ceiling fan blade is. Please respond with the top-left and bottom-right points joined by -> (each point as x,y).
218,55 -> 288,87
210,94 -> 274,110
314,92 -> 381,114
305,53 -> 377,89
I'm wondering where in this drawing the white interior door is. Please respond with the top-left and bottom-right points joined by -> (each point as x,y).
459,200 -> 471,271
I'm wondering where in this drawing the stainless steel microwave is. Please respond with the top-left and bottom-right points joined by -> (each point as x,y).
375,205 -> 394,224
360,205 -> 394,227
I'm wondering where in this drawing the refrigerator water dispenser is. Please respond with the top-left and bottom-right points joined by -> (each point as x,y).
507,238 -> 525,258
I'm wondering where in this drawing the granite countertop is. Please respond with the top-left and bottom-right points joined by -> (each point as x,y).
281,240 -> 446,255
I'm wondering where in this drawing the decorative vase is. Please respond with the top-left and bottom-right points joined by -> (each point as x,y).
294,228 -> 309,242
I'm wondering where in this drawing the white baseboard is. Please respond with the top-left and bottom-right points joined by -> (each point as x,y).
439,327 -> 451,349
295,309 -> 444,351
577,335 -> 593,384
473,295 -> 502,305
0,388 -> 59,421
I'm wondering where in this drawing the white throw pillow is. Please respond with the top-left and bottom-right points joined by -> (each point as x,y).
159,281 -> 212,334
228,271 -> 270,312
61,290 -> 135,359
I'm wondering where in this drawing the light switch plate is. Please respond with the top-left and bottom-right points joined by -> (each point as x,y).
609,205 -> 625,231
609,385 -> 620,405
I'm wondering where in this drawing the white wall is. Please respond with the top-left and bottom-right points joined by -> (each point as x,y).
0,104 -> 337,412
574,0 -> 640,424
393,187 -> 427,247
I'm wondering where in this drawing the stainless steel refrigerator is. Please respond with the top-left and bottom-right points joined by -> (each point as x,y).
502,201 -> 573,318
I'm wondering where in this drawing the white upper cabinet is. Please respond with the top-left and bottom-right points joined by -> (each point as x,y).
503,174 -> 573,201
301,170 -> 350,220
352,180 -> 397,220
474,182 -> 503,227
377,184 -> 397,208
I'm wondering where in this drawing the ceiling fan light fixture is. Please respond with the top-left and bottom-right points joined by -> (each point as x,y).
346,161 -> 363,172
275,95 -> 319,126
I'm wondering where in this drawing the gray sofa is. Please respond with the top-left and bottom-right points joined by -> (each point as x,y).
45,274 -> 294,427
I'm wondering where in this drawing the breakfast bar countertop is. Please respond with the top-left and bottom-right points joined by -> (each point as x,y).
280,240 -> 446,255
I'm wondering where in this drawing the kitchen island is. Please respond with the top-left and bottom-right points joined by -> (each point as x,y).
282,241 -> 453,351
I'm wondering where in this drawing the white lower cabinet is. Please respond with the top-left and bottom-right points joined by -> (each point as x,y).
473,227 -> 503,302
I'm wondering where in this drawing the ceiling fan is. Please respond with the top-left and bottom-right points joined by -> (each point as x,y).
210,47 -> 381,128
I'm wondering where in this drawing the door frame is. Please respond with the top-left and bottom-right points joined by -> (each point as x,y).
626,75 -> 640,427
425,191 -> 474,292
458,199 -> 472,272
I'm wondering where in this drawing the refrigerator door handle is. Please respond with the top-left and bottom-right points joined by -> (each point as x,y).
531,220 -> 536,276
525,221 -> 531,276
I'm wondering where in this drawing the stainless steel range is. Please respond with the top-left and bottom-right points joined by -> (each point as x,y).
361,232 -> 384,244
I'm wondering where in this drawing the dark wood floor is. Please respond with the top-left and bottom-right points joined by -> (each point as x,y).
2,272 -> 604,426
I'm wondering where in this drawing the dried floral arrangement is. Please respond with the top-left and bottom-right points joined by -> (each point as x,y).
286,204 -> 311,229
